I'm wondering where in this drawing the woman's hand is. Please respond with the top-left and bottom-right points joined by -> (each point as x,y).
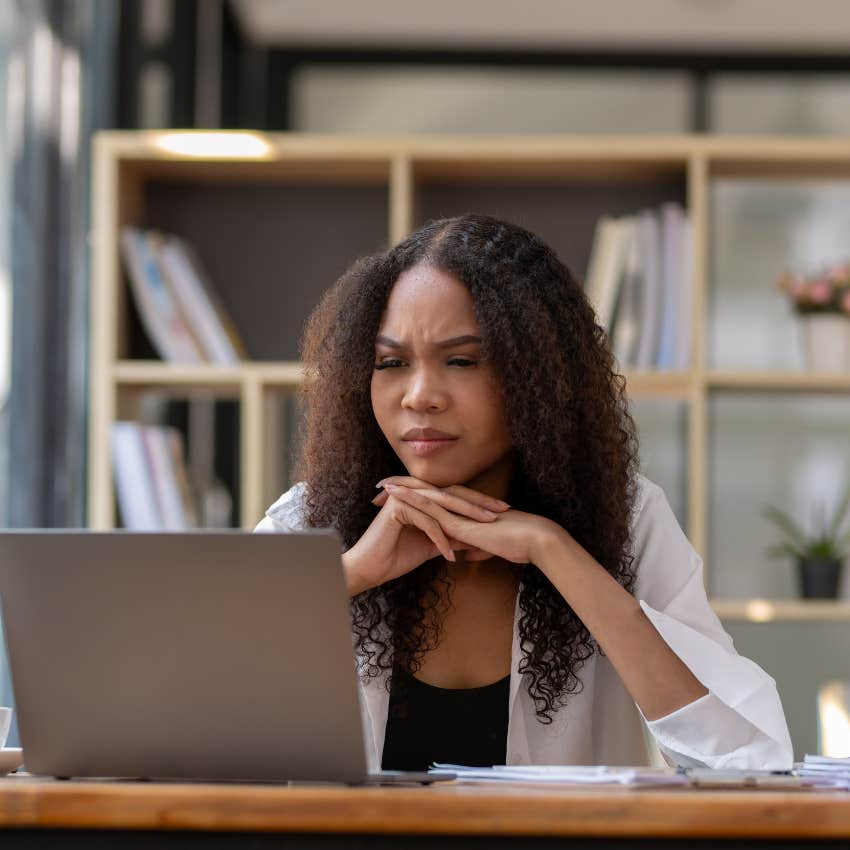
341,479 -> 511,596
373,476 -> 566,566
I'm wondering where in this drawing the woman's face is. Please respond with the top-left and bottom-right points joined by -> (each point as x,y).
371,263 -> 513,489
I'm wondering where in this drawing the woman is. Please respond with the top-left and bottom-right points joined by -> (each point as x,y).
256,214 -> 792,772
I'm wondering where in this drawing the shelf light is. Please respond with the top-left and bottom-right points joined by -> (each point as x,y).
152,131 -> 273,159
744,598 -> 776,623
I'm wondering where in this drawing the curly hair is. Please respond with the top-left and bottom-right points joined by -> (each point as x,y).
295,213 -> 641,723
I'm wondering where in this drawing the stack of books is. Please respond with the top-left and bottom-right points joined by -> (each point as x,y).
120,226 -> 246,364
584,203 -> 692,371
111,422 -> 199,530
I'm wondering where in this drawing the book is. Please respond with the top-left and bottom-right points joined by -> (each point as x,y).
655,203 -> 686,371
112,421 -> 199,530
584,216 -> 629,334
111,422 -> 162,530
674,214 -> 694,370
120,227 -> 206,363
610,217 -> 643,368
164,427 -> 199,528
634,209 -> 663,370
157,235 -> 246,365
141,426 -> 195,530
587,205 -> 690,371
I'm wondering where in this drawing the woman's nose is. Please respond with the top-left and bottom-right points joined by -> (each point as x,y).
401,369 -> 448,412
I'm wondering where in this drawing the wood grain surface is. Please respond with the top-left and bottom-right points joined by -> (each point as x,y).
1,776 -> 850,838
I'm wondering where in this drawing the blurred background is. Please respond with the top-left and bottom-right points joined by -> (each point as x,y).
2,0 -> 850,757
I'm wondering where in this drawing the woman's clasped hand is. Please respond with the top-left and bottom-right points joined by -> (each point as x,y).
341,475 -> 565,596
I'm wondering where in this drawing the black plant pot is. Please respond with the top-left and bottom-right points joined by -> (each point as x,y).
797,557 -> 844,599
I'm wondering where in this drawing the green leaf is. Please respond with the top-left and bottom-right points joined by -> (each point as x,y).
836,529 -> 850,551
828,478 -> 850,539
807,539 -> 837,558
762,504 -> 809,548
814,500 -> 828,539
765,542 -> 802,560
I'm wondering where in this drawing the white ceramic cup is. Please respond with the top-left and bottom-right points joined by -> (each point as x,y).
0,707 -> 11,747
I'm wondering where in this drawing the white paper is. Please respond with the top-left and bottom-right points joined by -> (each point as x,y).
430,763 -> 688,786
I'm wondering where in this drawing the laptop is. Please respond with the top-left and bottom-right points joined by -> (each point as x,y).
0,530 -> 455,785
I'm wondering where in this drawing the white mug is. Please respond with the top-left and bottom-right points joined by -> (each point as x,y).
0,707 -> 11,748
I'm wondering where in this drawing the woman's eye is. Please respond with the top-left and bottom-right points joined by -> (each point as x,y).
374,358 -> 477,370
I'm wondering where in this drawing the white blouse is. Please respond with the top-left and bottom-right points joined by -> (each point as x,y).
255,474 -> 793,771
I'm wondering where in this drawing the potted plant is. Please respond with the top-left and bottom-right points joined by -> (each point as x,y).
776,263 -> 850,372
763,482 -> 850,599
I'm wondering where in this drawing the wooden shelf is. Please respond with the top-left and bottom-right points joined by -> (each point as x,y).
411,156 -> 687,184
124,157 -> 392,185
622,371 -> 692,400
706,371 -> 850,393
712,598 -> 850,622
89,132 -> 850,602
113,361 -> 304,389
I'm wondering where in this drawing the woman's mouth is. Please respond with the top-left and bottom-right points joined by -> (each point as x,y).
404,438 -> 458,457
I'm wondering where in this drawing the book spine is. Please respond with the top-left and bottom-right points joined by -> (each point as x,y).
159,238 -> 243,365
674,215 -> 694,370
611,218 -> 642,369
655,204 -> 683,370
120,228 -> 205,363
164,427 -> 199,527
142,426 -> 190,530
110,422 -> 162,529
634,210 -> 662,371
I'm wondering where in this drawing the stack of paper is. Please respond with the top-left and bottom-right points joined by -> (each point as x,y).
430,764 -> 811,789
796,755 -> 850,789
430,763 -> 688,787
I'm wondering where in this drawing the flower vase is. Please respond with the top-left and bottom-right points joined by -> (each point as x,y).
799,314 -> 850,372
797,556 -> 843,599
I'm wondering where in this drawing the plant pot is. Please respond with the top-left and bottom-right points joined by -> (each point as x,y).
799,314 -> 850,372
797,556 -> 844,599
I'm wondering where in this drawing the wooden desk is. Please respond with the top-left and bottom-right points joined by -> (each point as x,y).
2,775 -> 850,848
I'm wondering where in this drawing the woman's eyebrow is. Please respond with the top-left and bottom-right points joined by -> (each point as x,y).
375,334 -> 482,349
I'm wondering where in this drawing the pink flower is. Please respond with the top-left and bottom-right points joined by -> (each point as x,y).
828,264 -> 850,283
790,278 -> 806,299
808,279 -> 832,304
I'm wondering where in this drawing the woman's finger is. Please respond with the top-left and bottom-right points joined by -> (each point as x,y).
392,498 -> 456,562
384,484 -> 470,543
378,476 -> 509,513
376,475 -> 430,490
374,485 -> 497,520
394,484 -> 501,523
442,483 -> 510,512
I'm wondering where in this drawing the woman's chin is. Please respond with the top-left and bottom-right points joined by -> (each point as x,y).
404,459 -> 468,488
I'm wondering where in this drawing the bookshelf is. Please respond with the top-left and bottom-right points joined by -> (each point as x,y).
90,131 -> 850,620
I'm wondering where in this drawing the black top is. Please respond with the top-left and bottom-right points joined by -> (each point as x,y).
380,662 -> 510,771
